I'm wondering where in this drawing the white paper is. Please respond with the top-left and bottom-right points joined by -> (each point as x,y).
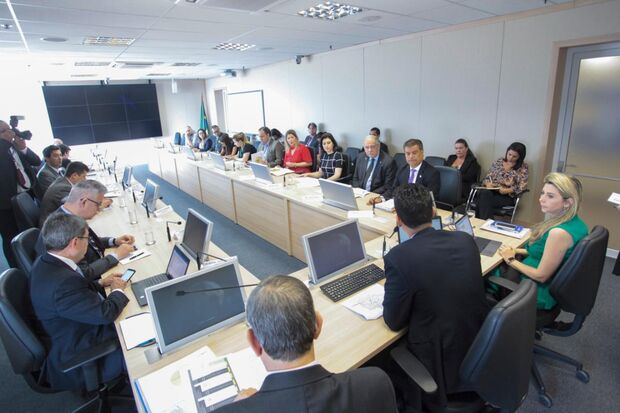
119,313 -> 156,350
295,177 -> 320,188
119,248 -> 152,265
347,210 -> 374,219
374,198 -> 394,212
226,347 -> 267,391
270,167 -> 294,176
608,192 -> 620,205
341,283 -> 385,320
479,220 -> 529,239
352,188 -> 369,198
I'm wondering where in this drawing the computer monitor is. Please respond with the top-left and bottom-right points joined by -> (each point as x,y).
398,216 -> 442,243
455,214 -> 474,236
146,258 -> 247,354
318,179 -> 358,211
248,161 -> 273,184
121,166 -> 132,189
302,219 -> 367,284
142,179 -> 160,213
179,208 -> 213,266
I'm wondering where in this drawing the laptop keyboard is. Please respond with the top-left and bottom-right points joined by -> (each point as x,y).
140,273 -> 169,287
320,264 -> 385,302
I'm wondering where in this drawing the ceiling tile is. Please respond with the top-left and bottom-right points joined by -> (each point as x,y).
411,3 -> 494,25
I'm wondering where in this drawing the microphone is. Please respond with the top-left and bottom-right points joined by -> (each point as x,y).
176,283 -> 259,296
166,220 -> 182,242
196,251 -> 226,269
382,226 -> 399,258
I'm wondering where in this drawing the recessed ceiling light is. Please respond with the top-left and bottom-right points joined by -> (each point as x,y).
1,23 -> 13,30
214,42 -> 255,51
298,1 -> 363,21
83,36 -> 135,46
41,36 -> 68,42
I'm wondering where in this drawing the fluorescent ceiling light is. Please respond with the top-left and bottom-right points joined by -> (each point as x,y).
298,1 -> 363,21
83,36 -> 135,46
214,42 -> 255,51
5,0 -> 30,52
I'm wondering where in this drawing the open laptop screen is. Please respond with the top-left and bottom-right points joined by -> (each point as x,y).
302,220 -> 366,283
455,214 -> 474,236
167,245 -> 191,278
147,259 -> 247,354
142,179 -> 159,212
398,216 -> 442,244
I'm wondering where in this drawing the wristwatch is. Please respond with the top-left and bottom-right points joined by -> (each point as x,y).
507,256 -> 516,263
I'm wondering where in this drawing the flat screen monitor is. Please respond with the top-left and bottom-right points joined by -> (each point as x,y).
302,219 -> 367,284
318,178 -> 358,211
146,258 -> 247,354
180,208 -> 213,266
248,161 -> 273,184
122,166 -> 132,188
142,179 -> 159,213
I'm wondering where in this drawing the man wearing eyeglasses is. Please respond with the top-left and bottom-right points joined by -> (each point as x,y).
37,179 -> 135,281
0,119 -> 38,267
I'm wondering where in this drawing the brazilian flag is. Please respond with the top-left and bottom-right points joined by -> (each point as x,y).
200,96 -> 209,133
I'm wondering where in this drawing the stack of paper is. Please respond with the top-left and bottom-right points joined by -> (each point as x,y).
270,167 -> 294,176
119,312 -> 156,350
352,188 -> 369,198
119,248 -> 152,265
341,284 -> 385,320
374,198 -> 394,212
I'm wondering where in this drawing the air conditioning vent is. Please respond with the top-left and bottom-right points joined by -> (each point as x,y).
114,61 -> 161,69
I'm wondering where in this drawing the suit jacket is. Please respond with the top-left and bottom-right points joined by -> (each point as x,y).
0,139 -> 37,210
35,163 -> 61,199
445,154 -> 480,196
39,176 -> 72,226
36,208 -> 118,281
351,151 -> 396,195
304,134 -> 320,154
258,138 -> 284,167
382,228 -> 489,404
215,365 -> 398,413
29,253 -> 128,390
384,160 -> 440,199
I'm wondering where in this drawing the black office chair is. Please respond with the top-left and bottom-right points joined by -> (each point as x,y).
0,268 -> 133,413
307,146 -> 317,172
435,165 -> 462,212
465,187 -> 529,223
393,152 -> 406,170
10,227 -> 40,275
345,147 -> 361,172
425,156 -> 446,167
336,153 -> 352,184
11,192 -> 41,232
391,279 -> 537,413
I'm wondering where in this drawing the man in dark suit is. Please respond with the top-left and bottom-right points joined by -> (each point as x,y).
0,120 -> 38,267
352,135 -> 396,195
374,138 -> 440,203
303,122 -> 320,155
30,213 -> 129,390
35,144 -> 63,199
382,184 -> 489,410
215,275 -> 398,413
36,180 -> 135,281
39,161 -> 89,226
369,126 -> 389,155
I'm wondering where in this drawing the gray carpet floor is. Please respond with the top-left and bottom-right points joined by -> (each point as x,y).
0,165 -> 618,412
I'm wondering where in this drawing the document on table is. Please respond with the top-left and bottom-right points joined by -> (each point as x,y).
341,283 -> 385,320
119,248 -> 152,265
480,220 -> 529,239
374,198 -> 394,212
353,188 -> 369,198
119,312 -> 156,350
270,167 -> 294,176
608,192 -> 620,206
135,346 -> 266,413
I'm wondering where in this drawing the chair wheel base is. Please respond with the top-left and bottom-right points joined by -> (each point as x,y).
538,393 -> 553,408
576,369 -> 590,383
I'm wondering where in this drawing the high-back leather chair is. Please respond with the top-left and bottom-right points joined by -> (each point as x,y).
425,156 -> 445,167
336,152 -> 352,184
11,192 -> 40,232
345,147 -> 361,173
435,165 -> 462,211
391,279 -> 537,413
0,268 -> 132,413
10,228 -> 40,275
530,225 -> 609,408
393,152 -> 406,170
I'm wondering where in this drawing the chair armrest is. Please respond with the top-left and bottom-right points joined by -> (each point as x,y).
487,276 -> 519,292
59,339 -> 119,373
390,346 -> 438,394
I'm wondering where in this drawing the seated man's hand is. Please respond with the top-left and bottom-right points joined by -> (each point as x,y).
367,196 -> 383,206
100,272 -> 122,288
115,234 -> 135,245
115,243 -> 135,260
109,277 -> 128,291
234,388 -> 257,401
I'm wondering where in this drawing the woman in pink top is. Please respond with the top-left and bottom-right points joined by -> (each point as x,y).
283,129 -> 312,174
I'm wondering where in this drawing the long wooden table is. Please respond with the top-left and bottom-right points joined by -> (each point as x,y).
88,153 -> 526,411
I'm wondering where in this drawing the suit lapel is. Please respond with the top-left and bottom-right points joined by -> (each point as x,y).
88,227 -> 105,258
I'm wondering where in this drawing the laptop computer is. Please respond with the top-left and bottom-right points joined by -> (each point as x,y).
398,216 -> 443,243
131,245 -> 191,306
318,178 -> 358,211
454,214 -> 502,257
211,152 -> 234,171
248,161 -> 274,185
182,146 -> 199,161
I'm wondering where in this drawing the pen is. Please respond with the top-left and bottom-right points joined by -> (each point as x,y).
136,338 -> 156,347
128,252 -> 145,261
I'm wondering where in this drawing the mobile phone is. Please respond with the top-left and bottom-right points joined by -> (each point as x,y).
121,268 -> 136,282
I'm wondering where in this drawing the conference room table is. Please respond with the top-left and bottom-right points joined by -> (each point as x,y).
89,154 -> 527,412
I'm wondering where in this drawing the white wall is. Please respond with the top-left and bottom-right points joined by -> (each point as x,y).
204,0 -> 620,223
155,79 -> 207,137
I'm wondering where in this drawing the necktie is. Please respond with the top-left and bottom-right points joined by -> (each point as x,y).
408,168 -> 417,184
365,158 -> 376,191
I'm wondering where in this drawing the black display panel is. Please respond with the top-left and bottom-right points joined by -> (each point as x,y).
43,84 -> 162,145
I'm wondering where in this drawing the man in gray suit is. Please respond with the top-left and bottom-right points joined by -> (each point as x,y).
352,135 -> 396,196
39,161 -> 90,226
257,126 -> 284,167
35,144 -> 63,199
215,275 -> 398,413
